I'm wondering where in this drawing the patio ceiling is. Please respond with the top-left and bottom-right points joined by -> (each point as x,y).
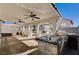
0,3 -> 60,24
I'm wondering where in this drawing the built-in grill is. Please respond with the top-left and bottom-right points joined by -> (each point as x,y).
36,35 -> 65,55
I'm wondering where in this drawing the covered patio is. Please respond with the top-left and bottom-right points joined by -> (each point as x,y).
0,3 -> 61,55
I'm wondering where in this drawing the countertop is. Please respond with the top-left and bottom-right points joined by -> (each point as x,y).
36,35 -> 65,46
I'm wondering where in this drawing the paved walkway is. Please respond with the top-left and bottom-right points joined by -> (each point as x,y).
0,36 -> 38,55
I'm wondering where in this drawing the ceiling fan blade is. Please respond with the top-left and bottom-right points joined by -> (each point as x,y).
34,17 -> 40,19
14,18 -> 24,23
0,19 -> 4,21
31,14 -> 36,17
0,20 -> 5,23
19,20 -> 25,23
0,20 -> 2,21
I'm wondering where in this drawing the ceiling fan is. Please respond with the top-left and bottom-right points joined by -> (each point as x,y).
14,17 -> 25,24
24,12 -> 40,20
0,19 -> 5,23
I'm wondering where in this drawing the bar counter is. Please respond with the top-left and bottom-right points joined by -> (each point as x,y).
36,35 -> 65,55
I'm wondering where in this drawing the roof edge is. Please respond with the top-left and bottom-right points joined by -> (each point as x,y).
51,3 -> 62,17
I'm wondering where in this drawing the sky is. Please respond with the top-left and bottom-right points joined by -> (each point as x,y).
55,3 -> 79,27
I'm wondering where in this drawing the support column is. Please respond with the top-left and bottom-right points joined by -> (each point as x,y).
27,25 -> 31,38
25,26 -> 28,36
36,25 -> 39,38
22,26 -> 25,36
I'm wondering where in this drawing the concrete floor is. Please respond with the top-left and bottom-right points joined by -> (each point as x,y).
0,36 -> 38,55
0,36 -> 79,55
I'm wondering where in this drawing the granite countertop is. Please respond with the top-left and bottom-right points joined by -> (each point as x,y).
36,35 -> 65,45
